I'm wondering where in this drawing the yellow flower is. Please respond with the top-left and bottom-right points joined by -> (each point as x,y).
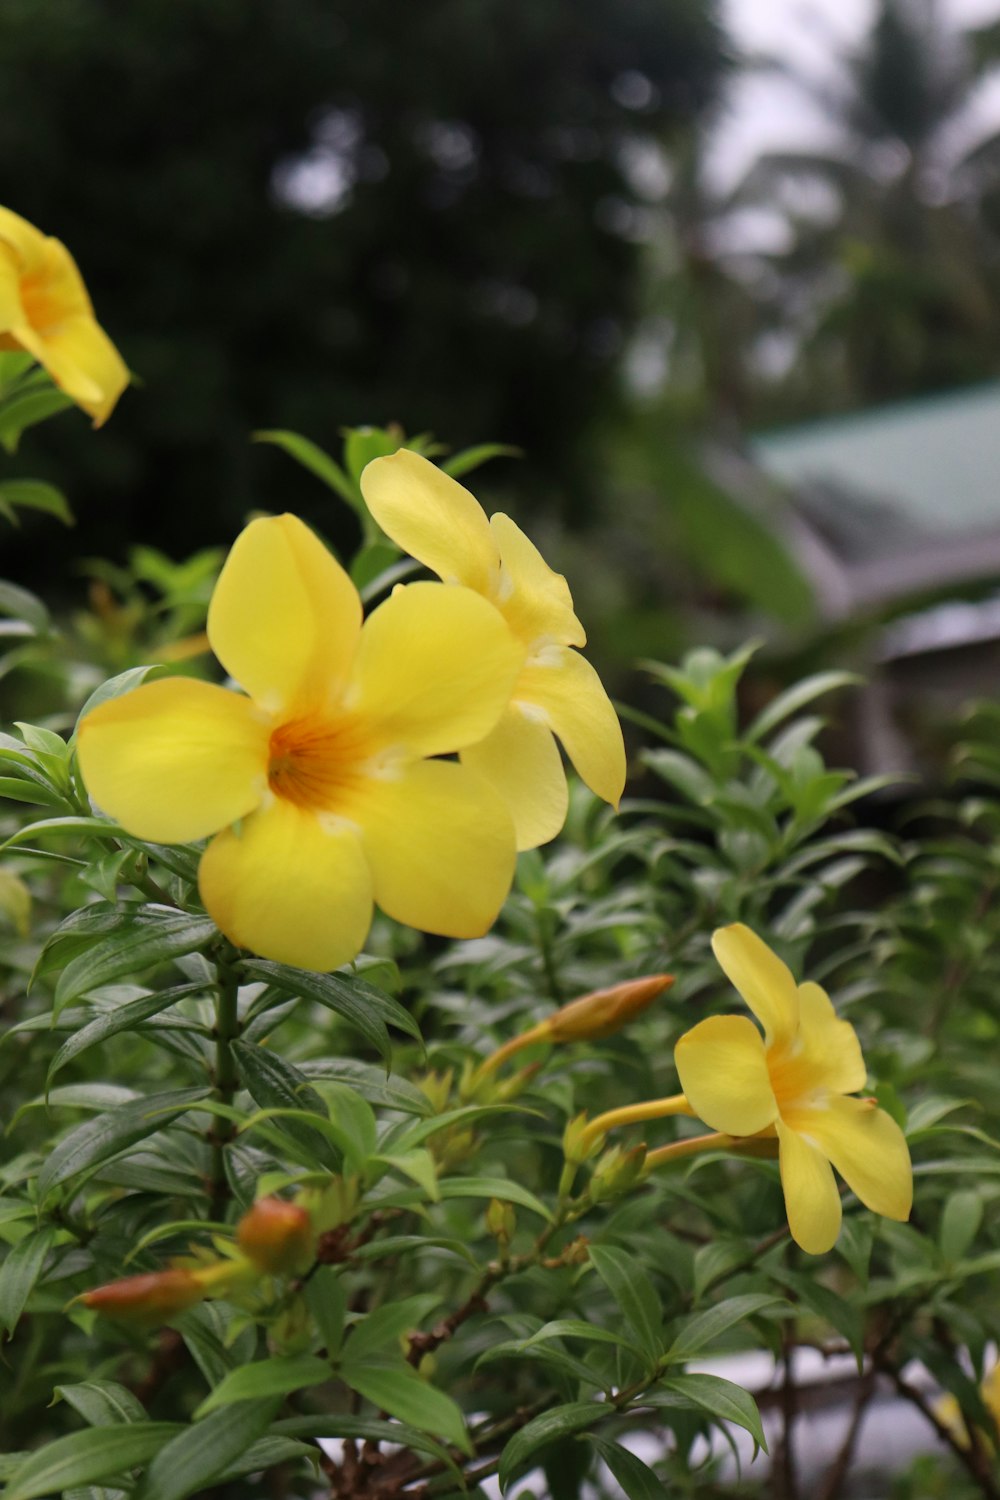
360,448 -> 625,850
78,514 -> 523,971
0,206 -> 128,426
674,924 -> 912,1254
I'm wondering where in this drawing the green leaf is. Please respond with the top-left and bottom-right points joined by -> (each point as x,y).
212,1437 -> 317,1483
53,910 -> 217,1008
38,1087 -> 209,1203
299,1059 -> 432,1116
3,1424 -> 180,1500
232,1041 -> 339,1167
239,959 -> 421,1064
0,479 -> 72,526
747,672 -> 861,743
663,1294 -> 785,1364
0,383 -> 75,453
272,1414 -> 457,1473
305,1269 -> 346,1358
252,429 -> 360,509
345,1294 -> 441,1364
47,982 -> 207,1085
339,1362 -> 471,1454
441,442 -> 520,479
0,1225 -> 56,1335
137,1400 -> 280,1500
194,1356 -> 330,1418
588,1244 -> 663,1362
53,1382 -> 147,1426
498,1403 -> 600,1490
436,1175 -> 553,1221
651,1373 -> 767,1455
0,580 -> 50,633
585,1436 -> 668,1500
940,1189 -> 984,1264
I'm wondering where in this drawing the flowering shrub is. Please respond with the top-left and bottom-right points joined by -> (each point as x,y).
0,208 -> 997,1500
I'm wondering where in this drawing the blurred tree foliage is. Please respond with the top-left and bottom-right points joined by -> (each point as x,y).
0,0 -> 724,580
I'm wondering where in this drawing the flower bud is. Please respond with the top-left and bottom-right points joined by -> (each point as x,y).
485,1197 -> 517,1247
417,1069 -> 454,1114
563,1111 -> 600,1165
236,1197 -> 315,1275
300,1174 -> 360,1236
590,1143 -> 648,1203
81,1268 -> 204,1325
545,975 -> 673,1044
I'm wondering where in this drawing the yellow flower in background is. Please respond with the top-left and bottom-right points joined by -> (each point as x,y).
360,448 -> 626,850
674,924 -> 912,1255
0,206 -> 128,426
78,514 -> 522,971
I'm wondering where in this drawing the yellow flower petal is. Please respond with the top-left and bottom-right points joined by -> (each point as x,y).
711,925 -> 799,1047
490,512 -> 586,648
787,1095 -> 912,1224
349,581 -> 522,756
518,646 -> 625,808
208,514 -> 361,718
78,678 -> 268,843
461,703 -> 569,850
20,314 -> 128,427
360,448 -> 500,594
352,759 -> 516,938
796,981 -> 867,1094
674,1015 -> 778,1136
0,207 -> 47,270
0,243 -> 27,331
199,798 -> 373,971
776,1119 -> 842,1254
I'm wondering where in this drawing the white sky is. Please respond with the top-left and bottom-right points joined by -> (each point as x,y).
709,0 -> 1000,189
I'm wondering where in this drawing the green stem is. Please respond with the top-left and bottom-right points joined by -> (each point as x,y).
209,947 -> 242,1219
536,909 -> 562,1004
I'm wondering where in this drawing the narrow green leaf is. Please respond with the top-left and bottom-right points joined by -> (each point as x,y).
3,1424 -> 180,1500
54,912 -> 217,1008
652,1373 -> 767,1455
748,671 -> 861,743
344,1294 -> 441,1364
305,1269 -> 346,1358
194,1356 -> 330,1418
664,1294 -> 785,1364
137,1400 -> 280,1500
239,959 -> 422,1063
0,1226 -> 56,1334
53,1381 -> 147,1426
47,982 -> 207,1084
299,1059 -> 432,1115
272,1414 -> 457,1473
252,429 -> 360,509
0,580 -> 50,632
75,666 -> 168,729
588,1245 -> 663,1362
339,1362 -> 471,1454
38,1088 -> 209,1203
586,1436 -> 668,1500
940,1189 -> 984,1263
436,1175 -> 553,1221
498,1403 -> 599,1490
441,442 -> 520,479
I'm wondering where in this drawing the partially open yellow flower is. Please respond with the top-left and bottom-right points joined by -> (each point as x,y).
674,924 -> 912,1254
78,514 -> 522,971
360,449 -> 625,850
0,206 -> 128,426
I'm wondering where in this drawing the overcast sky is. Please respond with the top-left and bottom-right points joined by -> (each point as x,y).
709,0 -> 1000,189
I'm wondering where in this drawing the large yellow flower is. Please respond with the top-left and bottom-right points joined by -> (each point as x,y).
674,924 -> 912,1254
78,514 -> 523,972
0,206 -> 128,426
360,449 -> 625,850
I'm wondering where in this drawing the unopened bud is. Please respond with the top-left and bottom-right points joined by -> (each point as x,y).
81,1268 -> 204,1325
299,1175 -> 360,1236
563,1111 -> 599,1166
590,1143 -> 648,1203
486,1198 -> 517,1247
237,1197 -> 315,1275
417,1069 -> 454,1114
545,975 -> 673,1044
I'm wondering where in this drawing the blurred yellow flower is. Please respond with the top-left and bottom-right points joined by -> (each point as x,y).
674,924 -> 912,1254
78,514 -> 522,971
0,206 -> 128,426
360,448 -> 625,849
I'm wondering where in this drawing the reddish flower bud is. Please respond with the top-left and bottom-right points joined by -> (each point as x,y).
81,1269 -> 204,1325
546,974 -> 674,1044
236,1197 -> 314,1275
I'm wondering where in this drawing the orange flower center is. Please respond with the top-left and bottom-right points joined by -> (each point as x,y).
267,715 -> 369,812
766,1041 -> 827,1116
